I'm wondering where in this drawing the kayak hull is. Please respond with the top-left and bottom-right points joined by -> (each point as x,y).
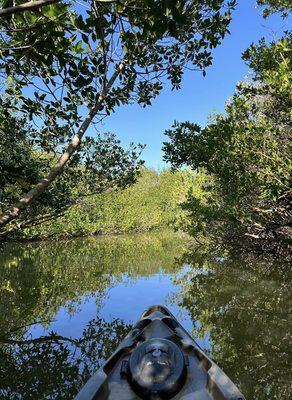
74,305 -> 245,400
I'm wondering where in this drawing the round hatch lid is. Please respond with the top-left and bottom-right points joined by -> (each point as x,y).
128,338 -> 186,399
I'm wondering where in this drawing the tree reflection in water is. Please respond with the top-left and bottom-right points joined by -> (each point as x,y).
171,248 -> 292,400
0,231 -> 291,399
0,317 -> 130,399
0,230 -> 188,399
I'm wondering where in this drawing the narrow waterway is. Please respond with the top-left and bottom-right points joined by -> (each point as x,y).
0,230 -> 291,399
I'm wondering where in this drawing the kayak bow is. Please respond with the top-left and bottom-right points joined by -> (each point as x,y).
74,305 -> 245,400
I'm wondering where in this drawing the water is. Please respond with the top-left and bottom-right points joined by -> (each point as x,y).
0,230 -> 291,399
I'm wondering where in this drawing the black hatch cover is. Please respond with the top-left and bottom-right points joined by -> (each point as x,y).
127,338 -> 187,399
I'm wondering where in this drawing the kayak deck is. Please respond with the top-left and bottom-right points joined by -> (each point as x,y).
74,305 -> 245,400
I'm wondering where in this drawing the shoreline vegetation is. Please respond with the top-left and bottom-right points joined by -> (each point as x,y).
0,1 -> 290,258
1,167 -> 290,258
0,0 -> 235,230
0,169 -> 197,242
163,32 -> 291,256
0,226 -> 172,243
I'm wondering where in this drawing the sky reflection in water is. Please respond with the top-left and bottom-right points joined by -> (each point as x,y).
0,230 -> 291,399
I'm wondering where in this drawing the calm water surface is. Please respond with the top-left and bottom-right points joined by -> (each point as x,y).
0,230 -> 291,399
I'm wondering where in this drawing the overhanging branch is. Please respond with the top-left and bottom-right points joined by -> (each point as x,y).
0,0 -> 115,18
0,0 -> 61,17
0,59 -> 126,229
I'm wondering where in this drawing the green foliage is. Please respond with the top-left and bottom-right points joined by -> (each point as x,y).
22,168 -> 198,238
163,33 -> 292,246
0,230 -> 189,332
0,108 -> 144,232
0,110 -> 42,209
257,0 -> 292,17
0,229 -> 190,399
0,230 -> 290,399
243,32 -> 292,94
173,247 -> 292,399
0,316 -> 131,400
0,0 -> 236,139
0,0 -> 235,229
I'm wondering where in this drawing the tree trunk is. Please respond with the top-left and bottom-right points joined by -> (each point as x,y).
0,62 -> 125,229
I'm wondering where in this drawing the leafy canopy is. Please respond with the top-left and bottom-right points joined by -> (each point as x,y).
0,0 -> 235,140
257,0 -> 292,17
0,108 -> 144,229
0,0 -> 235,230
163,32 -> 292,243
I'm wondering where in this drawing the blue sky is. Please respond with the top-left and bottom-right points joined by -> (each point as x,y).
94,0 -> 290,169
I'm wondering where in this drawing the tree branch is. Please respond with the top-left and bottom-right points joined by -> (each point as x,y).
5,320 -> 55,335
0,0 -> 61,17
0,0 -> 115,18
0,334 -> 78,346
0,60 -> 126,229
